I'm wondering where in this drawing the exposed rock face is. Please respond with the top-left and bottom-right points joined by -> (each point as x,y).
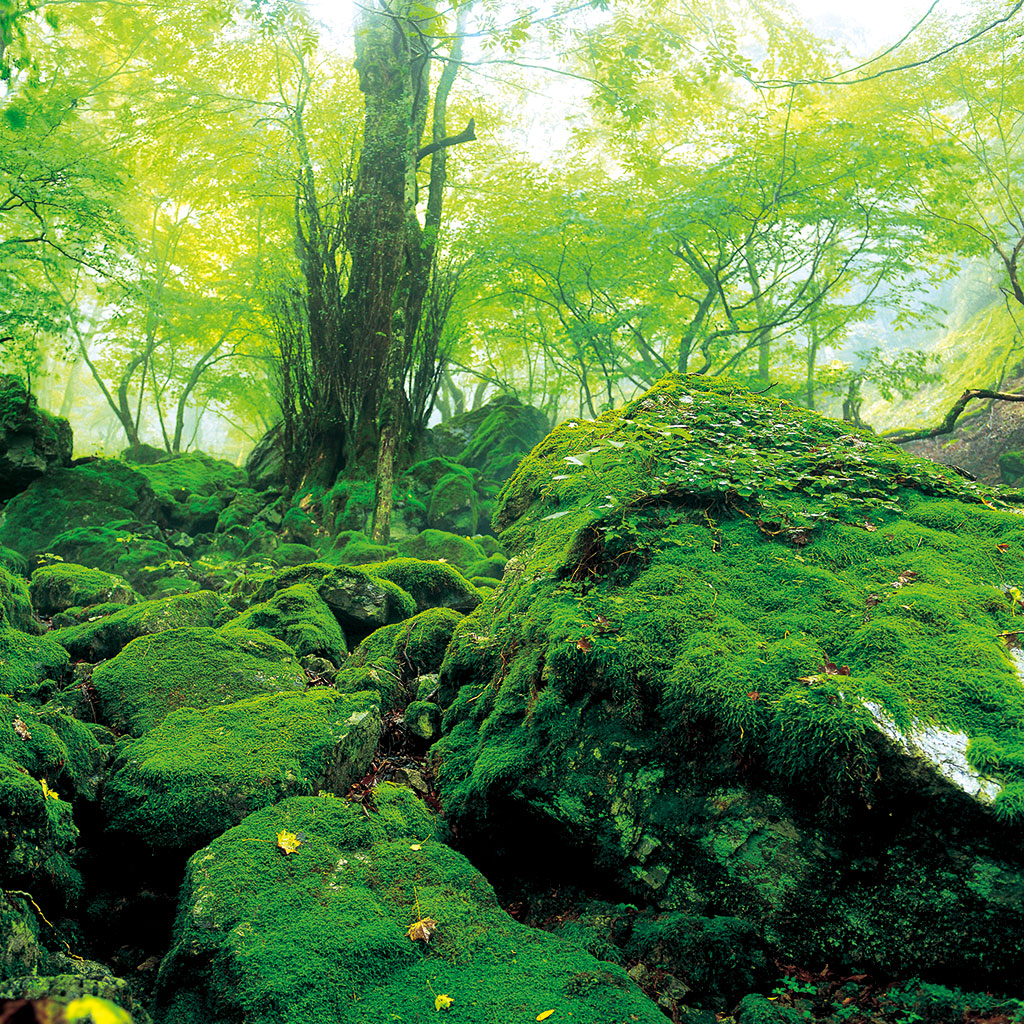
0,375 -> 72,501
433,374 -> 1024,992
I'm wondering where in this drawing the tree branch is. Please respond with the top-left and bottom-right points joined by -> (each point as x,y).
888,389 -> 1024,444
416,117 -> 476,164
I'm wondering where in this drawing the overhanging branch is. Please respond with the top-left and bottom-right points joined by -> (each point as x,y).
417,117 -> 476,164
888,388 -> 1024,444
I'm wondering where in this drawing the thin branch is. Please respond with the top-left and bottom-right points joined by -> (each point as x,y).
888,389 -> 1024,444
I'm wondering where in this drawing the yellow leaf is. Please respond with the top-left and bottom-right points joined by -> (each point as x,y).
276,830 -> 301,855
407,917 -> 437,942
537,1012 -> 556,1021
65,996 -> 134,1024
435,994 -> 454,1011
410,844 -> 422,851
40,779 -> 59,801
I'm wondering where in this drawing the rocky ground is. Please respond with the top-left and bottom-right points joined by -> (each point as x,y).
3,373 -> 1024,1024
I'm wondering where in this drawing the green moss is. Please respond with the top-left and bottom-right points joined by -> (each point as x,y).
395,529 -> 486,575
428,471 -> 479,534
0,625 -> 70,698
368,558 -> 480,613
0,547 -> 28,576
226,583 -> 347,666
152,788 -> 664,1024
466,551 -> 508,580
136,451 -> 244,503
0,461 -> 155,558
103,689 -> 381,851
331,539 -> 401,565
0,564 -> 41,633
91,625 -> 306,736
347,608 -> 462,710
29,563 -> 137,617
322,478 -> 375,534
272,542 -> 321,566
54,589 -> 229,662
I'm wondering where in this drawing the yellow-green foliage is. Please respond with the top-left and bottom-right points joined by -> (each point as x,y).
30,563 -> 137,617
152,788 -> 664,1024
102,689 -> 381,851
226,583 -> 347,666
368,557 -> 480,613
54,589 -> 229,662
91,625 -> 306,736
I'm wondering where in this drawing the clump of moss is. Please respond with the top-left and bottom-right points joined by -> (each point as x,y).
368,558 -> 480,613
0,564 -> 42,634
0,547 -> 29,577
0,626 -> 70,699
91,625 -> 306,736
136,452 -> 245,533
427,471 -> 479,535
395,529 -> 486,575
151,787 -> 664,1024
0,374 -> 73,501
54,589 -> 229,662
103,689 -> 381,851
225,583 -> 347,666
29,563 -> 137,617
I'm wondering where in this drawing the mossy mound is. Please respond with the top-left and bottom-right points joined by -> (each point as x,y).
90,626 -> 306,736
395,529 -> 486,575
427,469 -> 479,535
0,546 -> 29,576
54,589 -> 228,662
0,626 -> 70,699
29,563 -> 137,617
0,974 -> 150,1024
0,891 -> 43,980
135,451 -> 244,533
0,461 -> 155,559
0,375 -> 72,501
0,564 -> 42,634
227,583 -> 347,666
103,689 -> 381,851
0,695 -> 104,802
45,523 -> 175,592
368,557 -> 480,613
151,787 -> 664,1024
433,373 -> 1024,987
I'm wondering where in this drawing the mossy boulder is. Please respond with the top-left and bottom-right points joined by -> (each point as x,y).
103,689 -> 381,851
395,529 -> 486,575
227,583 -> 347,666
0,564 -> 41,634
427,469 -> 479,535
0,891 -> 43,980
54,589 -> 228,662
0,546 -> 28,576
29,563 -> 137,617
151,787 -> 664,1024
90,625 -> 306,736
0,375 -> 72,501
0,973 -> 150,1023
433,373 -> 1024,990
0,626 -> 70,699
0,460 -> 155,559
136,451 -> 245,533
43,523 -> 174,592
368,558 -> 480,613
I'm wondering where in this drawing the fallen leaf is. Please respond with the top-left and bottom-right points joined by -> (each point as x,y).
537,1012 -> 556,1022
865,594 -> 881,608
576,637 -> 593,653
594,614 -> 611,630
65,996 -> 133,1024
410,844 -> 422,851
407,917 -> 437,942
891,570 -> 919,589
40,779 -> 59,802
276,830 -> 301,855
12,717 -> 30,741
998,543 -> 1010,552
861,521 -> 877,532
435,994 -> 454,1012
747,692 -> 760,702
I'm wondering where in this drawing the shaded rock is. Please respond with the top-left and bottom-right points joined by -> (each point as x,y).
0,375 -> 72,501
427,470 -> 479,535
30,563 -> 137,617
91,625 -> 305,736
404,700 -> 441,741
54,590 -> 228,662
0,891 -> 42,981
151,788 -> 664,1024
103,689 -> 381,851
244,422 -> 286,491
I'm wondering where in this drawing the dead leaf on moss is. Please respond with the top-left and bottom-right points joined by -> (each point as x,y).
537,1011 -> 556,1021
434,994 -> 454,1011
407,917 -> 437,942
891,570 -> 919,589
12,718 -> 30,741
410,844 -> 422,851
576,637 -> 593,653
40,780 -> 59,802
276,830 -> 301,855
861,521 -> 877,532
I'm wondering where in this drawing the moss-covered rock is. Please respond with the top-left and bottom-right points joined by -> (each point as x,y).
432,373 -> 1024,990
0,460 -> 155,559
103,689 -> 381,852
136,451 -> 245,534
0,973 -> 150,1023
0,564 -> 42,634
151,788 -> 664,1024
395,529 -> 486,575
0,626 -> 70,698
29,563 -> 137,617
0,375 -> 72,501
427,470 -> 479,535
368,558 -> 480,613
90,625 -> 306,736
54,590 -> 228,662
0,546 -> 29,577
0,891 -> 43,981
226,583 -> 347,666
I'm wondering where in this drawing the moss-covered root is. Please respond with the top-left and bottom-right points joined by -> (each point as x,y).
102,690 -> 382,852
90,626 -> 306,737
152,788 -> 664,1024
